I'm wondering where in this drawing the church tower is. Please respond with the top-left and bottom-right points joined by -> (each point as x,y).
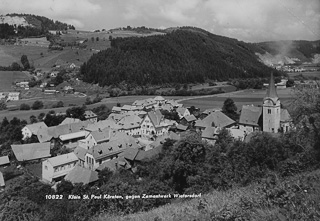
263,73 -> 281,133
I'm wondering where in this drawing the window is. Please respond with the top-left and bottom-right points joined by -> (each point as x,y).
45,166 -> 48,170
268,109 -> 271,114
54,167 -> 58,172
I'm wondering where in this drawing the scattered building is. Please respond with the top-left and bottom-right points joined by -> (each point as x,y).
22,122 -> 48,140
11,142 -> 51,162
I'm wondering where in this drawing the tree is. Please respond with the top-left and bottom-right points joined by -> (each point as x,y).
66,106 -> 86,120
20,103 -> 31,110
29,115 -> 38,124
0,101 -> 6,110
21,55 -> 30,70
31,100 -> 44,110
222,98 -> 239,121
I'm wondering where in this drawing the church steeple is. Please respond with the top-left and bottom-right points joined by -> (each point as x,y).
266,72 -> 278,99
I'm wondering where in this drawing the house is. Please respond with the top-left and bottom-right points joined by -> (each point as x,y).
0,171 -> 4,191
201,127 -> 220,145
16,81 -> 29,88
56,82 -> 74,93
180,115 -> 197,127
84,132 -> 140,170
11,142 -> 51,162
0,156 -> 10,167
60,118 -> 81,125
64,166 -> 98,185
22,122 -> 48,140
176,107 -> 191,119
195,111 -> 235,131
84,110 -> 98,123
154,96 -> 166,106
227,128 -> 246,141
42,152 -> 78,183
280,109 -> 292,133
73,146 -> 87,167
7,92 -> 20,101
85,119 -> 118,132
111,106 -> 122,113
78,128 -> 111,150
50,71 -> 59,78
59,131 -> 87,146
140,110 -> 173,139
239,105 -> 262,134
200,108 -> 222,119
117,115 -> 142,137
44,89 -> 58,94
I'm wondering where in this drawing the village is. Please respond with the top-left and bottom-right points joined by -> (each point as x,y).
0,73 -> 294,190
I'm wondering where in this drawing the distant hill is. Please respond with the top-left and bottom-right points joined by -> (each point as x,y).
254,40 -> 320,66
0,14 -> 75,38
80,27 -> 279,86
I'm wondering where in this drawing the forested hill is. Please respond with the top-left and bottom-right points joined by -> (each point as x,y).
0,14 -> 75,38
80,28 -> 279,86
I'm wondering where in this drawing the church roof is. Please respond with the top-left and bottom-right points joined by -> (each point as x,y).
265,73 -> 278,99
280,109 -> 292,122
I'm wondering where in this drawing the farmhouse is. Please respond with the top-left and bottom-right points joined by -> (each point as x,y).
195,111 -> 235,131
11,142 -> 51,162
239,105 -> 262,134
42,152 -> 78,183
22,122 -> 48,140
7,92 -> 20,101
78,128 -> 111,150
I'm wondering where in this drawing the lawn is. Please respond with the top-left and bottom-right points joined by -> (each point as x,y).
0,71 -> 31,92
287,71 -> 320,79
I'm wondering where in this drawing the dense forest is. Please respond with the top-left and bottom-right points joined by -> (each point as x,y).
80,28 -> 280,86
0,14 -> 75,39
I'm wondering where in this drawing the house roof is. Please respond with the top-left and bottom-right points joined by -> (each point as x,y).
91,128 -> 111,143
118,147 -> 140,161
108,113 -> 127,122
147,110 -> 164,127
154,96 -> 165,101
73,147 -> 87,161
183,115 -> 197,122
46,152 -> 78,167
201,127 -> 220,139
65,166 -> 98,184
48,121 -> 91,138
96,156 -> 131,172
135,145 -> 163,161
176,107 -> 188,116
117,115 -> 142,130
87,132 -> 140,160
11,142 -> 51,161
199,111 -> 235,128
239,105 -> 262,126
84,110 -> 97,119
202,108 -> 222,115
0,156 -> 10,166
60,118 -> 81,125
25,122 -> 48,135
150,131 -> 180,148
281,109 -> 291,122
59,131 -> 86,142
0,171 -> 4,187
85,119 -> 118,132
112,106 -> 122,112
176,124 -> 188,131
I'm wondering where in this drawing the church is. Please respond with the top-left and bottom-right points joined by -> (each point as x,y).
239,73 -> 292,134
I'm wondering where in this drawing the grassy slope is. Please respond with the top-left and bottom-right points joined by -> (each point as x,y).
94,169 -> 320,221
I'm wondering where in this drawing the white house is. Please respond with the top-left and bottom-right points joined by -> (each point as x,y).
117,115 -> 142,137
78,128 -> 111,150
84,110 -> 98,123
176,107 -> 190,119
22,122 -> 48,140
42,152 -> 78,183
7,92 -> 20,101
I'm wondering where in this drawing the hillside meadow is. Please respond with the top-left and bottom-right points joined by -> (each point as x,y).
0,71 -> 31,91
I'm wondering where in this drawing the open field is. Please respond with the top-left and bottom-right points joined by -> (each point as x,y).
0,71 -> 31,91
287,71 -> 320,79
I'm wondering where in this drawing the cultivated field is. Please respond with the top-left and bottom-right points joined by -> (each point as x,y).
287,71 -> 320,79
0,71 -> 31,91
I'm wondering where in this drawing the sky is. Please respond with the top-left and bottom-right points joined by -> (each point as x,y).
0,0 -> 319,42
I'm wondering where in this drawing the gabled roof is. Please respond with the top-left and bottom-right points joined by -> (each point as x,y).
87,132 -> 140,160
84,110 -> 97,119
176,107 -> 188,116
112,106 -> 122,112
11,142 -> 51,161
60,118 -> 80,125
73,147 -> 87,161
24,122 -> 48,135
199,111 -> 235,128
135,145 -> 163,161
183,115 -> 197,122
0,171 -> 4,187
91,128 -> 111,143
117,115 -> 142,130
281,109 -> 292,122
96,156 -> 131,172
202,108 -> 222,115
46,152 -> 78,167
176,124 -> 188,131
147,110 -> 164,127
0,156 -> 10,166
154,96 -> 165,101
108,113 -> 127,122
150,131 -> 180,148
85,119 -> 118,132
48,121 -> 91,138
65,166 -> 98,184
119,147 -> 140,161
239,105 -> 262,126
201,127 -> 220,140
59,131 -> 86,142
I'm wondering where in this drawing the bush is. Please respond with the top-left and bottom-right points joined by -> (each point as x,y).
20,103 -> 31,110
31,100 -> 44,110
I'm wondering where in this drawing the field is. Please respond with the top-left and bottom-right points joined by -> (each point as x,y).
0,71 -> 31,91
287,71 -> 320,79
